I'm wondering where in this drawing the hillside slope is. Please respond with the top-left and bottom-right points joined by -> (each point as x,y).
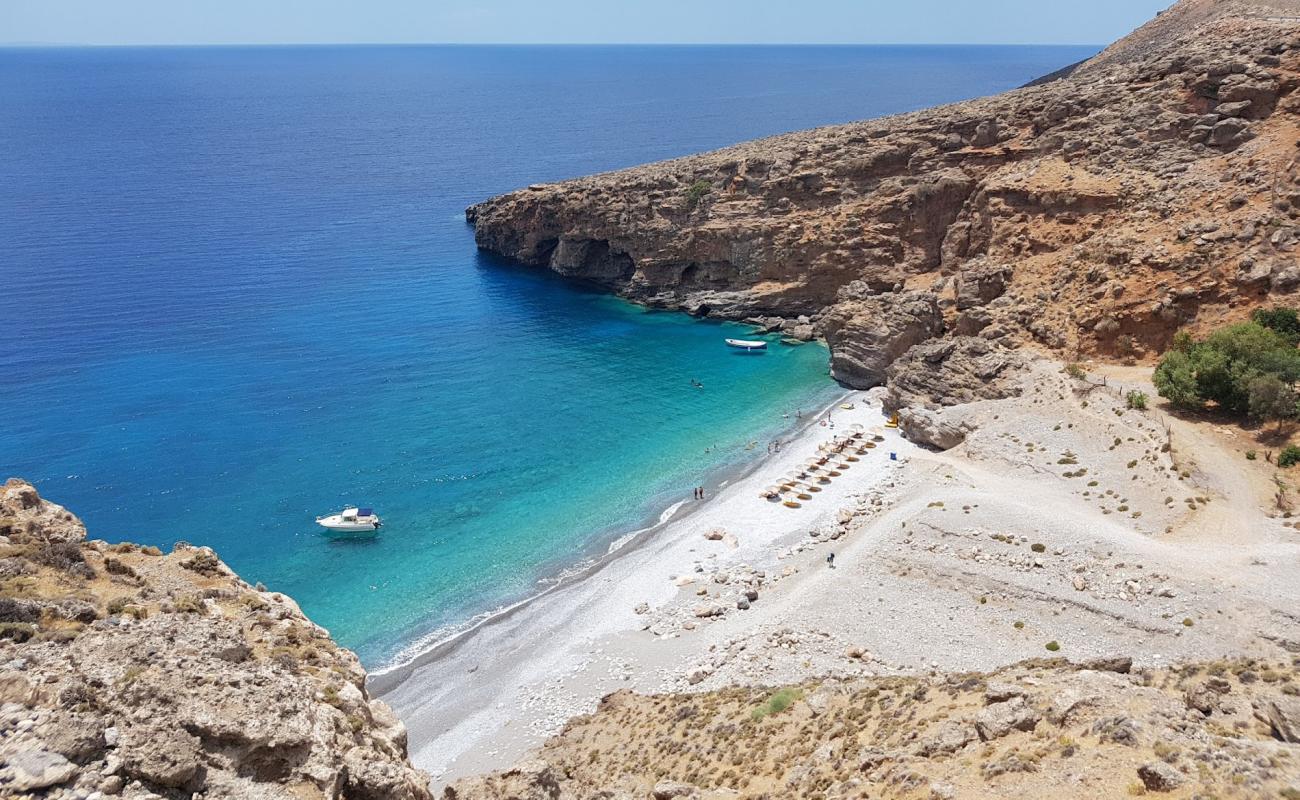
448,657 -> 1300,799
468,0 -> 1300,389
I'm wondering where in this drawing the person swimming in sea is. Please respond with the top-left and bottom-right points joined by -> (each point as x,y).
690,378 -> 703,389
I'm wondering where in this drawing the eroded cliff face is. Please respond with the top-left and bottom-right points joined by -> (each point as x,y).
0,479 -> 433,800
469,0 -> 1300,391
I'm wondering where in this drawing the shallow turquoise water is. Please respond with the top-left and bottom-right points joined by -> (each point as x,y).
0,44 -> 1095,664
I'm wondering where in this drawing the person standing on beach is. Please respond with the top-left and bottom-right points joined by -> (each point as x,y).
827,552 -> 835,568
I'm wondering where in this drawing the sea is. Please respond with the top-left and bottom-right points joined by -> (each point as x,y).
0,43 -> 1097,666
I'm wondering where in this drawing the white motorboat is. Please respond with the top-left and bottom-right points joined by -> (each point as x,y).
725,338 -> 767,351
316,507 -> 381,532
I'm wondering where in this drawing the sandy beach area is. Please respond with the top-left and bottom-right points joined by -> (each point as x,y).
372,390 -> 911,785
377,361 -> 1300,790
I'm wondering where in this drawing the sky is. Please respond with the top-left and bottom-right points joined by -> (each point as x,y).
2,0 -> 1176,46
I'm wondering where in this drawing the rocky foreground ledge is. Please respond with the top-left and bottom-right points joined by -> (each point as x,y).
448,657 -> 1300,799
469,0 -> 1300,389
0,478 -> 433,800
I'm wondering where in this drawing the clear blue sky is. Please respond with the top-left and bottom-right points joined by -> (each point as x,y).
3,0 -> 1175,46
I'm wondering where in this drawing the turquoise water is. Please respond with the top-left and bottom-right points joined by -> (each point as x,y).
0,44 -> 1096,665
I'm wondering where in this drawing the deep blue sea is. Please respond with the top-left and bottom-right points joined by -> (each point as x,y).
0,44 -> 1096,666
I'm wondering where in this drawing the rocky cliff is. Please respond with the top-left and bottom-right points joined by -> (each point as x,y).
447,657 -> 1300,799
0,479 -> 433,800
468,0 -> 1300,390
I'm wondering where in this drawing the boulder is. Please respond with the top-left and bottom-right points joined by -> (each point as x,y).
653,780 -> 700,799
1208,117 -> 1249,146
1261,695 -> 1300,743
0,478 -> 87,543
120,725 -> 204,789
917,720 -> 978,756
1048,689 -> 1101,727
1217,76 -> 1278,117
1215,100 -> 1252,117
344,748 -> 439,800
897,407 -> 974,450
955,264 -> 1012,310
1080,656 -> 1133,674
444,760 -> 561,800
822,292 -> 943,389
685,667 -> 712,685
974,696 -> 1040,740
984,681 -> 1026,704
1184,677 -> 1230,715
885,337 -> 1029,411
1137,762 -> 1186,792
972,119 -> 1000,148
5,750 -> 77,791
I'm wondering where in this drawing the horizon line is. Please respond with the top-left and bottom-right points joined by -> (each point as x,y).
0,40 -> 1106,50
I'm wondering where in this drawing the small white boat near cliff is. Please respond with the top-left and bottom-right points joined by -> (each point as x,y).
725,338 -> 767,351
316,507 -> 381,532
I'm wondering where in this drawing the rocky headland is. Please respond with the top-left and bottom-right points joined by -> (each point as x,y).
0,478 -> 433,800
468,0 -> 1300,392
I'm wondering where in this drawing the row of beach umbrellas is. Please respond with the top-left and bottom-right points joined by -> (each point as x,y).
762,425 -> 887,508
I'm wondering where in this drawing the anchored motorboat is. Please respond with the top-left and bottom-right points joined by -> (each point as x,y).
725,338 -> 767,351
316,507 -> 381,532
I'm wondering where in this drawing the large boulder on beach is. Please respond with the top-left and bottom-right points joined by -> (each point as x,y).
896,407 -> 975,450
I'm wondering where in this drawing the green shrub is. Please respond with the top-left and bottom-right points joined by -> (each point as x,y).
1252,306 -> 1300,346
1125,390 -> 1148,410
684,179 -> 712,207
1065,363 -> 1086,380
1153,318 -> 1300,414
1280,445 -> 1300,468
1245,450 -> 1257,460
1152,349 -> 1200,409
751,688 -> 803,721
1044,641 -> 1061,652
1030,543 -> 1046,553
1248,373 -> 1298,428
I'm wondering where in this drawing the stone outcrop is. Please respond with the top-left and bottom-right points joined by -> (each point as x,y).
447,658 -> 1300,799
884,337 -> 1029,411
0,479 -> 433,800
468,0 -> 1300,389
821,291 -> 943,388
